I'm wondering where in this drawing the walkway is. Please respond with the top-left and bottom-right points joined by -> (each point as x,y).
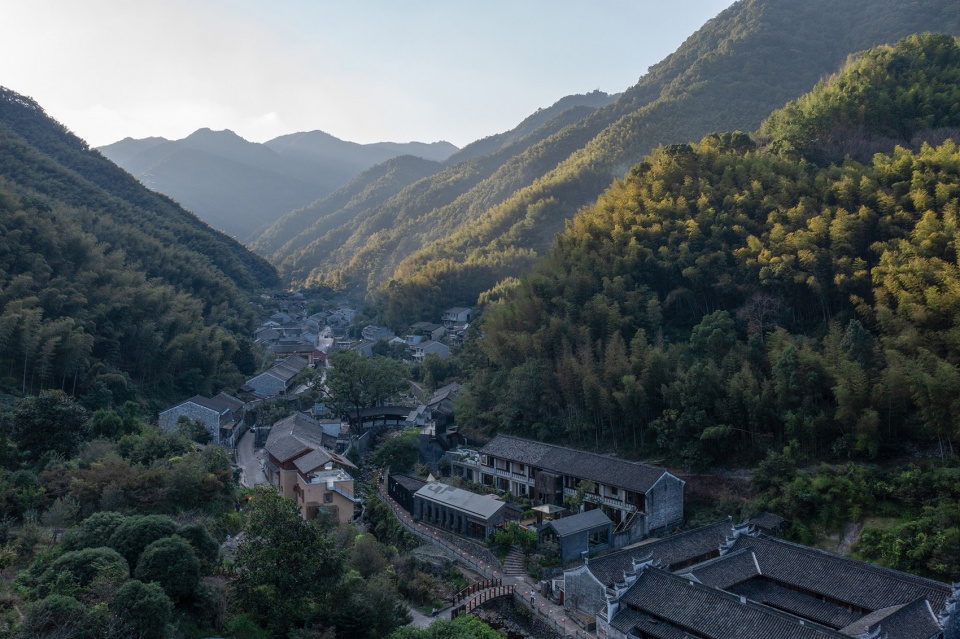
376,477 -> 593,638
236,430 -> 267,488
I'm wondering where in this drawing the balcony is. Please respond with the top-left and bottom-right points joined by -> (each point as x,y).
491,467 -> 531,483
564,487 -> 637,512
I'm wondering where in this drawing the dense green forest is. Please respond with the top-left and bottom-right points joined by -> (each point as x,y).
0,87 -> 278,403
256,91 -> 616,296
459,34 -> 960,467
256,0 -> 960,329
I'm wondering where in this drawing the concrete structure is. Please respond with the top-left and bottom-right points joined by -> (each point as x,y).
410,321 -> 447,342
386,472 -> 427,514
539,509 -> 613,564
412,340 -> 451,362
450,435 -> 684,545
293,459 -> 358,524
244,355 -> 309,398
413,482 -> 519,540
441,307 -> 472,327
361,325 -> 395,342
264,412 -> 358,522
158,392 -> 245,446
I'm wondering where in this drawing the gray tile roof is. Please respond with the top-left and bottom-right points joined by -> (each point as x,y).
544,509 -> 611,538
583,520 -> 734,587
749,511 -> 786,532
182,395 -> 222,413
479,434 -> 675,495
609,608 -> 696,638
414,483 -> 506,520
270,355 -> 309,381
839,599 -> 942,639
427,382 -> 461,407
207,392 -> 244,413
728,535 -> 953,614
265,413 -> 364,470
682,548 -> 760,590
729,578 -> 863,629
390,473 -> 427,493
292,448 -> 335,474
616,568 -> 850,639
265,412 -> 328,463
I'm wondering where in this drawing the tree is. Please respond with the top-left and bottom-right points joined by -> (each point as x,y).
233,486 -> 343,637
176,522 -> 220,569
563,480 -> 597,513
8,390 -> 89,460
107,515 -> 178,568
388,614 -> 503,639
111,579 -> 173,639
325,351 -> 406,428
61,512 -> 126,552
20,594 -> 90,639
373,431 -> 420,473
134,536 -> 201,602
34,547 -> 129,600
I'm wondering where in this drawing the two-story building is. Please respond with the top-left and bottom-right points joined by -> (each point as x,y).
440,307 -> 472,328
264,412 -> 360,523
244,355 -> 309,398
412,340 -> 451,362
450,435 -> 684,545
158,392 -> 246,446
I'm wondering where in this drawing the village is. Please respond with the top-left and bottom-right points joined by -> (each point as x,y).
155,295 -> 959,639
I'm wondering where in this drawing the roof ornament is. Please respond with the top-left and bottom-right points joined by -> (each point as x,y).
630,553 -> 660,575
720,519 -> 756,554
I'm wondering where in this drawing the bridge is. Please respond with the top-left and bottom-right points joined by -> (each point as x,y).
450,579 -> 514,619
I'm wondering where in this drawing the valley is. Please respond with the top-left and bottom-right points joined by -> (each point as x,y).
0,1 -> 959,638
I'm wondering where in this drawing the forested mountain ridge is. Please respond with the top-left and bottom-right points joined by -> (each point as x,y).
287,0 -> 960,326
100,128 -> 457,241
459,34 -> 960,471
0,87 -> 277,402
257,92 -> 617,288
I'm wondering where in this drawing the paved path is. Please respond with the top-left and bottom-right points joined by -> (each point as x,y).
377,477 -> 591,637
236,430 -> 267,488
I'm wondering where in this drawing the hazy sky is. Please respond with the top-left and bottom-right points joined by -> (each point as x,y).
2,1 -> 736,148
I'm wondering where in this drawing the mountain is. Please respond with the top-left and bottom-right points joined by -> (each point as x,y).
459,34 -> 960,470
259,90 -> 619,293
99,129 -> 457,241
258,0 -> 960,325
0,87 -> 278,402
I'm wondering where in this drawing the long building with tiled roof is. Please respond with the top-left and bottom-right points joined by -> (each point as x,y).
591,526 -> 955,639
450,434 -> 684,545
564,519 -> 740,618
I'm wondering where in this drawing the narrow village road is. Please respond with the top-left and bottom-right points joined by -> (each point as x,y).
236,429 -> 267,488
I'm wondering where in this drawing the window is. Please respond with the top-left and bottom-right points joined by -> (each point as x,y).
324,492 -> 333,503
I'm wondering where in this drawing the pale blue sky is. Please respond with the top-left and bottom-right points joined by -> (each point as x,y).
1,1 -> 735,147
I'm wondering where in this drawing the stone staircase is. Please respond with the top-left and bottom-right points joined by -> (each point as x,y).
502,546 -> 526,576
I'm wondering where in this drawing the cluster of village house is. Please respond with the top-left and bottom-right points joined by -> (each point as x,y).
157,297 -> 959,638
157,298 -> 474,523
389,436 -> 958,639
253,298 -> 472,365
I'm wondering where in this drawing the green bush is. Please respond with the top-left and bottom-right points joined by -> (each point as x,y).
112,579 -> 173,639
134,536 -> 201,602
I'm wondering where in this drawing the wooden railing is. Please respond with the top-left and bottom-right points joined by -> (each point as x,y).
450,583 -> 514,619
